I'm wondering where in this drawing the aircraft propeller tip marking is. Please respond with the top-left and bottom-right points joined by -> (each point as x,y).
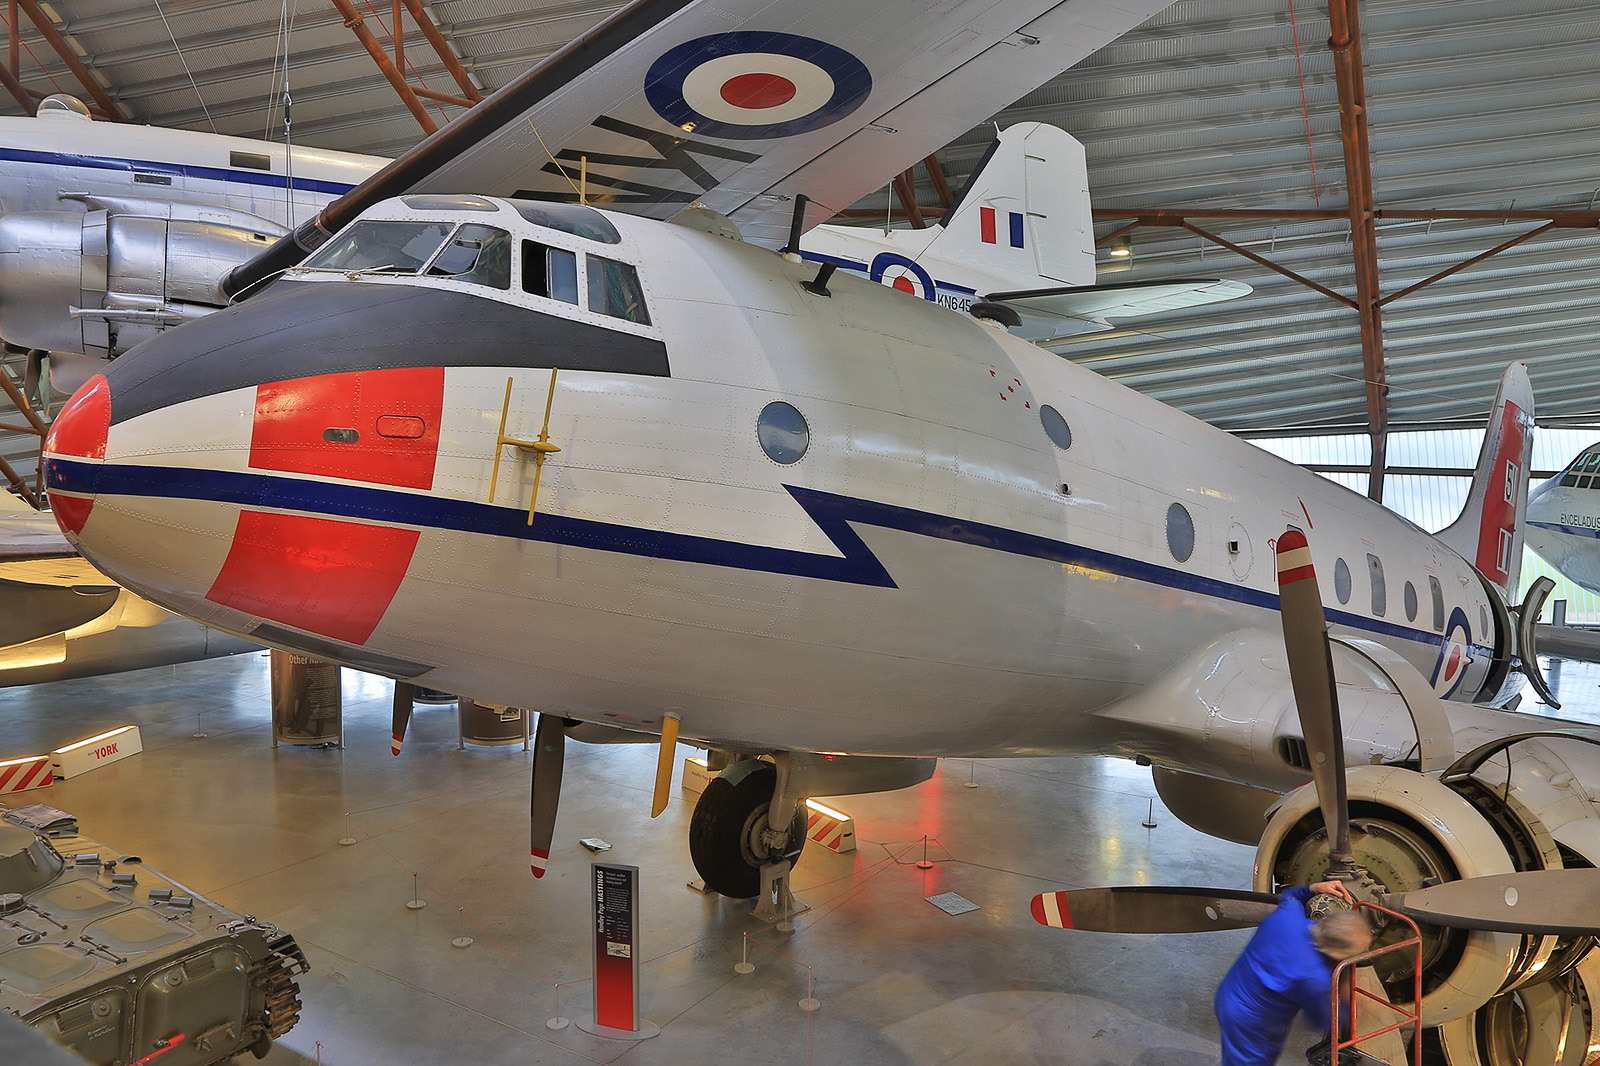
1030,891 -> 1071,928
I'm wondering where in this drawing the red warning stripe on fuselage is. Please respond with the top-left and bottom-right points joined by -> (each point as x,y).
207,510 -> 420,645
251,367 -> 445,490
1475,399 -> 1528,586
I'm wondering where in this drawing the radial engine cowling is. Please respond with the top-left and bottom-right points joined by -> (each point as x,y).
0,201 -> 281,357
1255,761 -> 1600,1038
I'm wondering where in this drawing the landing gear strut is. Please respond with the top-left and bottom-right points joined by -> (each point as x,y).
687,760 -> 806,899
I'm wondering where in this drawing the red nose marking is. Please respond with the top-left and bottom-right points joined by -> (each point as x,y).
43,374 -> 110,535
44,374 -> 110,460
207,511 -> 419,645
720,72 -> 797,110
252,367 -> 444,490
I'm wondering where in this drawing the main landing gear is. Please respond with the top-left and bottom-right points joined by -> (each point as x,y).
686,751 -> 938,904
687,760 -> 807,900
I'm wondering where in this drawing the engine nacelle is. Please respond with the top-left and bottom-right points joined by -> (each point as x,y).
0,200 -> 281,356
1255,761 -> 1599,1031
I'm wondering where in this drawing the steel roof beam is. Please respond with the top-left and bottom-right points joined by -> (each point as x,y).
398,0 -> 482,103
1326,0 -> 1385,501
0,57 -> 33,114
328,0 -> 437,134
14,0 -> 124,121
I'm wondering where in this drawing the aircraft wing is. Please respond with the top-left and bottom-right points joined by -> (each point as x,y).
986,277 -> 1252,341
0,507 -> 124,646
1536,624 -> 1600,664
232,0 -> 1174,290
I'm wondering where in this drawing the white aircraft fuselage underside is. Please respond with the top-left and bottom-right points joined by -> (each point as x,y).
46,198 -> 1503,766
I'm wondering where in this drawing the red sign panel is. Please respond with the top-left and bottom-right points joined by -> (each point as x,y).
592,863 -> 640,1032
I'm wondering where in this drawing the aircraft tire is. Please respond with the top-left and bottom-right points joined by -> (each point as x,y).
688,763 -> 806,898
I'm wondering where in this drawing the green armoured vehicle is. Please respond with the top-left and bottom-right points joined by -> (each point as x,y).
0,803 -> 307,1065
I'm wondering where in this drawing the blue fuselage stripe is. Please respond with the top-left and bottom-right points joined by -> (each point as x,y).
47,457 -> 1470,656
1530,519 -> 1600,540
0,146 -> 362,197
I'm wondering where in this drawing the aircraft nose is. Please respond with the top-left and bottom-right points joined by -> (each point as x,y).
41,372 -> 110,536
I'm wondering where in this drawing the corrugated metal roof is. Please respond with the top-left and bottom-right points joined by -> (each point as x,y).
1003,0 -> 1600,433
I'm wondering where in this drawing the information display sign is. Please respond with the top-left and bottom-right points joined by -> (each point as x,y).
592,862 -> 640,1032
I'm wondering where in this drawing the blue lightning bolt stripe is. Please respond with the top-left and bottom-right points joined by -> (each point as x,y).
47,456 -> 1475,659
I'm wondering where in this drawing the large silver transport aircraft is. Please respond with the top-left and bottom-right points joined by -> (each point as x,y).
29,0 -> 1600,1059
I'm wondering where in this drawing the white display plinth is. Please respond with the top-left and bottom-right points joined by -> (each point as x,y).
52,725 -> 142,779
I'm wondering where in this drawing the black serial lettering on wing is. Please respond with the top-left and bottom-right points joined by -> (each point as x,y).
517,115 -> 761,207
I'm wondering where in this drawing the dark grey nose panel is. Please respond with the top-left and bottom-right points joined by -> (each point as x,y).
105,281 -> 669,425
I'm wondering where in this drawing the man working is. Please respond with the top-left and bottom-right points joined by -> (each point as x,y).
1214,880 -> 1374,1066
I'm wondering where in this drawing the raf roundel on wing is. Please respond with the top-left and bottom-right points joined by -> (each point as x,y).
644,31 -> 873,140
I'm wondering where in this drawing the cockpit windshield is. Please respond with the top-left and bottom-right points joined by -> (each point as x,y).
303,220 -> 512,289
1559,448 -> 1600,487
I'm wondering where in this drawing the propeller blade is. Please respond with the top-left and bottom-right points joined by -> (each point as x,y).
650,713 -> 680,818
1276,529 -> 1355,871
1030,886 -> 1278,933
1383,868 -> 1600,935
390,682 -> 415,755
530,713 -> 565,879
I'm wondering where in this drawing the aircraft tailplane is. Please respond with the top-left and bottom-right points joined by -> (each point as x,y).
1435,362 -> 1536,601
921,122 -> 1096,289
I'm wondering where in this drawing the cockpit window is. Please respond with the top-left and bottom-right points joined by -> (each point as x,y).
426,224 -> 511,289
587,256 -> 651,325
509,200 -> 621,244
402,194 -> 497,212
1561,448 -> 1600,487
303,220 -> 456,274
303,220 -> 512,290
523,240 -> 579,304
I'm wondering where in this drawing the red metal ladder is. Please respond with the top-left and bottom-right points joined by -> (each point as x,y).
1327,901 -> 1424,1066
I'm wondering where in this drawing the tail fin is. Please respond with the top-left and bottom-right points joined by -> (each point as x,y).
920,122 -> 1095,289
1436,363 -> 1536,600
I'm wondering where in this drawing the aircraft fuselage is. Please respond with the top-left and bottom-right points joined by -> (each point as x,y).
45,197 -> 1503,760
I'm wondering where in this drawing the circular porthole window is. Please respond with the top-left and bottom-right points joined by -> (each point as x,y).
1040,405 -> 1072,450
1334,558 -> 1352,605
757,401 -> 809,464
1166,503 -> 1194,563
1404,581 -> 1418,622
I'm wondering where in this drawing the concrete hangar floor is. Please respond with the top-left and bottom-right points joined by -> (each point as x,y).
7,653 -> 1599,1066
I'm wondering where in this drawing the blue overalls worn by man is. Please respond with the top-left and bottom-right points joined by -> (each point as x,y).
1214,879 -> 1373,1066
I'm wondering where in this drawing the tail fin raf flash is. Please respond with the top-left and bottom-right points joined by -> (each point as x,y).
921,122 -> 1095,289
1436,362 -> 1536,601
